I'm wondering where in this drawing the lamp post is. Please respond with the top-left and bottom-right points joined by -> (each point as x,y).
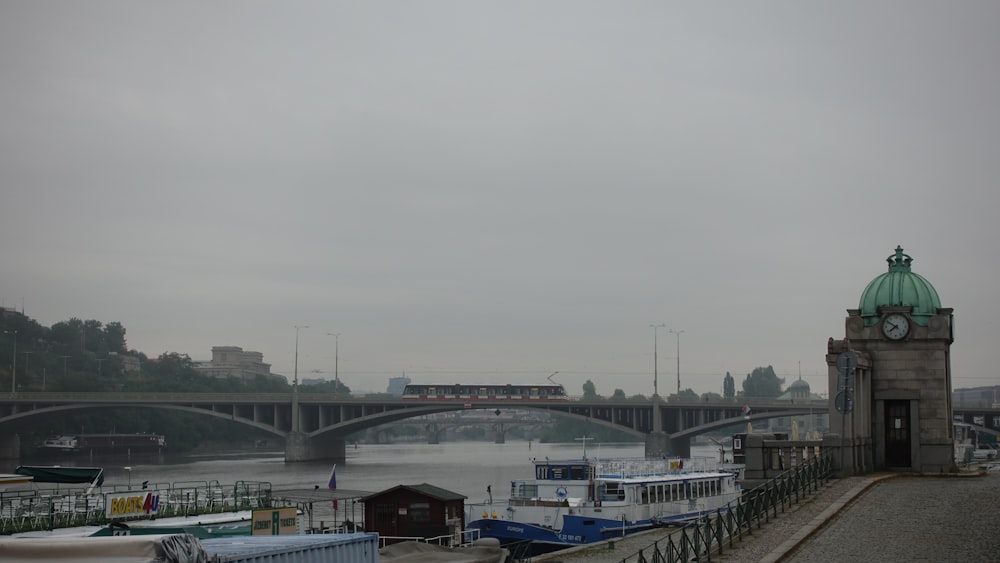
3,330 -> 16,394
21,351 -> 33,391
124,466 -> 132,488
650,324 -> 665,397
327,333 -> 340,393
294,326 -> 309,387
669,329 -> 684,395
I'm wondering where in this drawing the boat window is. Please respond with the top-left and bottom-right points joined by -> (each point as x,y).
410,502 -> 430,522
550,466 -> 567,479
641,487 -> 649,504
570,465 -> 587,480
656,485 -> 663,502
515,483 -> 538,498
536,466 -> 549,479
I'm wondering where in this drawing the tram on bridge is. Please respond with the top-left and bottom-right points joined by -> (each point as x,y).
401,383 -> 569,401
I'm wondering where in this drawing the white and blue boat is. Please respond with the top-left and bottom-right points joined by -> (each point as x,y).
465,456 -> 741,553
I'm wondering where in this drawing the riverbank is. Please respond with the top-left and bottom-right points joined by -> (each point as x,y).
537,469 -> 1000,563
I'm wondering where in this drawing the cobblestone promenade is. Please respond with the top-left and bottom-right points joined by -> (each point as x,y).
537,471 -> 1000,563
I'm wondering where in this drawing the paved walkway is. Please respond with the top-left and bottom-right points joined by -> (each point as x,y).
535,469 -> 1000,563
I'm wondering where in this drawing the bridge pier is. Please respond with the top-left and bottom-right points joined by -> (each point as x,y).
644,432 -> 690,458
284,432 -> 346,463
426,423 -> 441,444
494,428 -> 505,444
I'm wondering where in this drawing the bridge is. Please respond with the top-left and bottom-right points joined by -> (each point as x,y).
373,412 -> 555,444
0,391 -> 836,462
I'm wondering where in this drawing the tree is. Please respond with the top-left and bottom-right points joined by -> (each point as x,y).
677,388 -> 698,399
701,392 -> 723,402
582,380 -> 600,400
723,372 -> 736,400
611,388 -> 626,401
104,322 -> 128,354
742,365 -> 785,398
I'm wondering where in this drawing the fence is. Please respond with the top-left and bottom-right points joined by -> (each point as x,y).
620,455 -> 834,563
0,479 -> 273,534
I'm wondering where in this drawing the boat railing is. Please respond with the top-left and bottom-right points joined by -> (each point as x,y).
0,479 -> 274,534
594,456 -> 719,478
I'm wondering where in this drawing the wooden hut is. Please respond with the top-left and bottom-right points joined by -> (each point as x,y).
362,483 -> 466,545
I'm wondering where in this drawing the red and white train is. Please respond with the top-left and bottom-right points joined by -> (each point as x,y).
401,383 -> 569,401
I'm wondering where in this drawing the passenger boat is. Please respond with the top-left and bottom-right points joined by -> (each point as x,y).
33,433 -> 166,457
35,436 -> 81,454
464,456 -> 742,553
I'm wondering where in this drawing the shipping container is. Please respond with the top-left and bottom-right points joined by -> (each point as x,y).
201,532 -> 378,563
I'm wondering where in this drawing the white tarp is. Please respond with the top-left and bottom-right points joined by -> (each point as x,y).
380,539 -> 507,563
0,533 -> 208,562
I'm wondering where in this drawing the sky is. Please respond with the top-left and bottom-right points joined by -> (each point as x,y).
2,2 -> 998,397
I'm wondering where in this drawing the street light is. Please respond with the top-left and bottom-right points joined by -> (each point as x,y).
650,324 -> 665,397
124,466 -> 132,488
294,326 -> 309,386
3,330 -> 16,394
669,329 -> 684,395
21,351 -> 33,391
327,333 -> 340,393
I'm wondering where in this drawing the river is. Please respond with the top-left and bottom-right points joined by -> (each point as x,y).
19,440 -> 721,527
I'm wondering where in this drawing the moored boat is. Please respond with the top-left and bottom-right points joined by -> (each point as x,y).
35,436 -> 80,455
32,433 -> 166,457
465,456 -> 742,554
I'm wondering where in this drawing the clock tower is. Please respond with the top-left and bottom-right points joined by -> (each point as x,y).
829,246 -> 955,474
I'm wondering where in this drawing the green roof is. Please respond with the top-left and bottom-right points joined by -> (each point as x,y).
858,246 -> 941,326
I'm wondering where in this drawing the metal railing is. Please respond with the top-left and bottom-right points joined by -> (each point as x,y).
0,480 -> 273,534
620,455 -> 834,563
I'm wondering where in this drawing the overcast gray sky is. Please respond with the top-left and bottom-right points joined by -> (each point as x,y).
2,2 -> 998,397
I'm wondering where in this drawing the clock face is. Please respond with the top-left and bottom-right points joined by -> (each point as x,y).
882,314 -> 910,340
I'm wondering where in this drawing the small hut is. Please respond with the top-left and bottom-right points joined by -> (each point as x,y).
362,483 -> 466,545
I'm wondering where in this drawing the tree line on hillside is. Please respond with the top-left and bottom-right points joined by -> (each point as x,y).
0,313 -> 351,452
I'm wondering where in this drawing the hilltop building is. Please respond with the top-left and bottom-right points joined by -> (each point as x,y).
194,346 -> 286,383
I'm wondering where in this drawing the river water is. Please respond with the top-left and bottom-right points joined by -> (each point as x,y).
20,440 -> 720,527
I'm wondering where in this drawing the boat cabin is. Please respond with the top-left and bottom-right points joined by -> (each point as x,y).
362,483 -> 466,545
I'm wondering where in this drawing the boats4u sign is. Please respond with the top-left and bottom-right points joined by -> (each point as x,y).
106,491 -> 161,518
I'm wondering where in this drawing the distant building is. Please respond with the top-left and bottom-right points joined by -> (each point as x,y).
194,346 -> 286,383
953,385 -> 1000,408
118,354 -> 141,374
387,375 -> 411,396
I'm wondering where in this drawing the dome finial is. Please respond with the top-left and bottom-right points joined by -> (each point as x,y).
887,245 -> 912,272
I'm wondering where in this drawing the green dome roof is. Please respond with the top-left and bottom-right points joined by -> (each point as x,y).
859,246 -> 941,326
788,378 -> 810,391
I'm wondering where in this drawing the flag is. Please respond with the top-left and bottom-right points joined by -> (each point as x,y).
742,404 -> 750,415
328,464 -> 338,510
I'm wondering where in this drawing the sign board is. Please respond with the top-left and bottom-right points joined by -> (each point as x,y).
835,391 -> 854,414
106,491 -> 162,519
835,351 -> 858,371
252,507 -> 298,535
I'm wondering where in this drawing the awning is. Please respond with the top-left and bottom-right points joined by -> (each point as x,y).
14,466 -> 105,487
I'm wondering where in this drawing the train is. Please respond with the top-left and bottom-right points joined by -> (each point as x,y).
401,383 -> 569,401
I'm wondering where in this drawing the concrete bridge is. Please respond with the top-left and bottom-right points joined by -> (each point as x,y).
0,391 -> 834,462
374,412 -> 554,444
